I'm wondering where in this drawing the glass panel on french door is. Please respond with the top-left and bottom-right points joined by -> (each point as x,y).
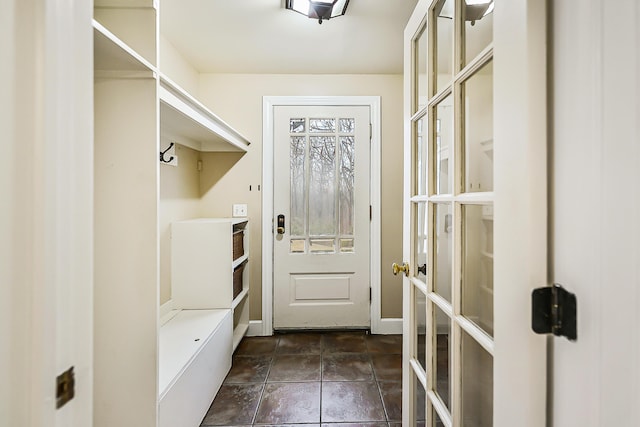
462,60 -> 494,193
288,116 -> 357,254
416,115 -> 428,196
415,202 -> 428,281
433,407 -> 446,427
434,0 -> 454,94
414,372 -> 427,426
435,95 -> 453,195
463,0 -> 494,65
415,24 -> 428,112
461,330 -> 493,427
416,287 -> 427,371
433,303 -> 451,410
433,203 -> 452,302
462,204 -> 494,336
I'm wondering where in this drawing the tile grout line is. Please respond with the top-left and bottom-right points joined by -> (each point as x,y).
319,334 -> 325,426
250,336 -> 279,426
368,345 -> 393,425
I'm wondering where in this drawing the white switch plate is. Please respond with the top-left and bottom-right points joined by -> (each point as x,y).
232,204 -> 247,217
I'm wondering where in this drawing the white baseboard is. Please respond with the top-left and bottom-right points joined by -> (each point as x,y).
247,320 -> 265,336
375,318 -> 403,335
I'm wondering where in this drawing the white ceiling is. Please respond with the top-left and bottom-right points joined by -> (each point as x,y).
160,0 -> 420,75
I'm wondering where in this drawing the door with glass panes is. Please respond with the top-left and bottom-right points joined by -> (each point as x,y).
273,105 -> 371,329
399,1 -> 548,425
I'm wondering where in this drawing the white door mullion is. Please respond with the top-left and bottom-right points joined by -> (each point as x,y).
455,45 -> 494,85
456,314 -> 495,355
428,389 -> 453,427
427,290 -> 454,318
453,192 -> 494,204
452,0 -> 463,424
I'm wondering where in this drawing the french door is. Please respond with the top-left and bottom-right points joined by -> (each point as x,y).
401,1 -> 548,426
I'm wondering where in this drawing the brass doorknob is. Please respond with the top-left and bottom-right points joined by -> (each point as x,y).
392,262 -> 410,277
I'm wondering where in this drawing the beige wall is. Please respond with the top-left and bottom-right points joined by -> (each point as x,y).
196,74 -> 404,320
159,143 -> 202,304
159,34 -> 199,95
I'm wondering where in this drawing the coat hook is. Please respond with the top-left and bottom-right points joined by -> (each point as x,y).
160,142 -> 175,163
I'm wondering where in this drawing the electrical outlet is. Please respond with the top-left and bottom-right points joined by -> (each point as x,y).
232,204 -> 247,217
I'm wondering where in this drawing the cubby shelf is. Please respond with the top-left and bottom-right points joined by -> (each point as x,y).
93,20 -> 155,74
171,217 -> 250,351
93,3 -> 251,425
160,75 -> 251,152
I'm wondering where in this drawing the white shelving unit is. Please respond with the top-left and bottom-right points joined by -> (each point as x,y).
92,4 -> 250,426
171,218 -> 250,350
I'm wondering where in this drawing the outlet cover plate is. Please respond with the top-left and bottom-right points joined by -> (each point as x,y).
233,204 -> 247,217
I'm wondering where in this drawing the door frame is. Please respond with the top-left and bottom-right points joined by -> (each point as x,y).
261,96 -> 382,335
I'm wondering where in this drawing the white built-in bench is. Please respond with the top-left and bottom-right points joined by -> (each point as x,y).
158,309 -> 232,427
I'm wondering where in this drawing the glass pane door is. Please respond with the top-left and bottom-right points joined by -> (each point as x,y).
405,1 -> 495,426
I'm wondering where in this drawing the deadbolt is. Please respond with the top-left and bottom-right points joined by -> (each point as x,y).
277,214 -> 285,235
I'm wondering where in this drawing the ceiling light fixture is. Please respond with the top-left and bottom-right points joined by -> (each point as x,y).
465,0 -> 493,25
285,0 -> 350,24
437,0 -> 494,26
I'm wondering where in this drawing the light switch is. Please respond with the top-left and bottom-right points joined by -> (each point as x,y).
233,204 -> 247,217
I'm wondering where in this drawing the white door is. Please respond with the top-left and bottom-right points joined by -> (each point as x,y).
0,0 -> 93,425
273,105 -> 371,329
401,0 -> 547,425
550,1 -> 640,425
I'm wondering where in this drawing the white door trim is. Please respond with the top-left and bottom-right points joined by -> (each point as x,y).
262,96 -> 381,336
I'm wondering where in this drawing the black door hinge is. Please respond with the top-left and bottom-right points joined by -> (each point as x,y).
531,284 -> 577,341
56,366 -> 75,409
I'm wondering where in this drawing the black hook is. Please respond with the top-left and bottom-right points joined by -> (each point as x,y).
160,142 -> 175,163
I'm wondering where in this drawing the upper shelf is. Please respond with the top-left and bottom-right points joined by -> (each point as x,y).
94,19 -> 249,153
93,20 -> 155,75
160,75 -> 251,152
95,0 -> 156,8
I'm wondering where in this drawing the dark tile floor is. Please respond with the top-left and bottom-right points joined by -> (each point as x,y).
200,331 -> 403,427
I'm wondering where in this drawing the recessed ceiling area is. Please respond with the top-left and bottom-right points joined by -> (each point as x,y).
160,0 -> 419,75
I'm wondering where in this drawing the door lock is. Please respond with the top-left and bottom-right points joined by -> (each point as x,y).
392,262 -> 410,277
277,214 -> 285,235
